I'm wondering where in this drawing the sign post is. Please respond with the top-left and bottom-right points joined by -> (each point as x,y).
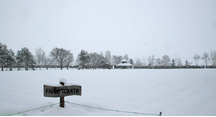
44,79 -> 82,108
59,81 -> 65,107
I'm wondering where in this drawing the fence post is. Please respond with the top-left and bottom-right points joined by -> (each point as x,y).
159,112 -> 162,116
60,81 -> 65,108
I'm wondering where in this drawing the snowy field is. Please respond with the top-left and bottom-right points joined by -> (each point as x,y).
0,69 -> 216,116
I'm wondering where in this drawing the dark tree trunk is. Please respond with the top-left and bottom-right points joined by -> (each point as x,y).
31,65 -> 35,70
1,65 -> 3,71
10,67 -> 12,71
25,67 -> 28,71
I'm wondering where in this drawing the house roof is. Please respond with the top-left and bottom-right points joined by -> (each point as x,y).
121,59 -> 127,62
117,63 -> 132,66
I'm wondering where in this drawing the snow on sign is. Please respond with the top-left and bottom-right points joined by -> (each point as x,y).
44,85 -> 81,97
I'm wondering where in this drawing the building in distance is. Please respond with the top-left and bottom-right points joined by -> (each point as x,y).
116,59 -> 132,69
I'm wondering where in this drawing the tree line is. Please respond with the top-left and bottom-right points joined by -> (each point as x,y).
0,42 -> 216,71
0,43 -> 74,71
133,52 -> 216,69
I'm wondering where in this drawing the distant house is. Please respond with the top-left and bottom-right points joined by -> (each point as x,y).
116,59 -> 132,69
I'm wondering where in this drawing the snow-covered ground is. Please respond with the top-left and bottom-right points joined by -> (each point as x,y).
0,69 -> 216,116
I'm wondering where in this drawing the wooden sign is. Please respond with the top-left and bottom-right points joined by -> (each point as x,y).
44,78 -> 82,108
44,85 -> 82,97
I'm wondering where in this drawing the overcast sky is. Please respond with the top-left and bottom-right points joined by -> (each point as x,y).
1,0 -> 216,65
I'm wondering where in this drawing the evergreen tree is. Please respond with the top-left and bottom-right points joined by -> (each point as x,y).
100,58 -> 112,69
77,50 -> 90,69
16,47 -> 35,70
6,49 -> 16,71
0,43 -> 8,71
172,59 -> 175,67
129,59 -> 134,68
129,59 -> 133,65
185,60 -> 191,67
16,50 -> 23,71
0,43 -> 16,71
185,60 -> 188,67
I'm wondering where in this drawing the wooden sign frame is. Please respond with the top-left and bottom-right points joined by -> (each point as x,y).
44,85 -> 81,97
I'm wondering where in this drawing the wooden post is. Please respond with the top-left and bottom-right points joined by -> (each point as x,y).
60,81 -> 65,108
60,97 -> 64,108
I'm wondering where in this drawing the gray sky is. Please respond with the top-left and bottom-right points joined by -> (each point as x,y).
1,0 -> 216,65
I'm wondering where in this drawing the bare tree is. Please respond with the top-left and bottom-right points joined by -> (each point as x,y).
65,53 -> 73,70
176,58 -> 182,67
35,47 -> 46,70
89,53 -> 97,69
89,52 -> 102,69
155,58 -> 161,66
210,51 -> 216,67
162,55 -> 171,66
193,54 -> 200,66
134,59 -> 142,68
201,52 -> 210,67
75,57 -> 80,66
112,55 -> 122,65
50,47 -> 73,70
185,60 -> 192,67
44,57 -> 54,70
141,57 -> 147,67
148,55 -> 155,67
123,53 -> 129,61
105,51 -> 111,64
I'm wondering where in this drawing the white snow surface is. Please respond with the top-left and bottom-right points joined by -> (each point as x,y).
0,69 -> 216,116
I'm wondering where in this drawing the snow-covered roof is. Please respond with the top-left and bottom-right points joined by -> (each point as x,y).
117,63 -> 132,66
121,59 -> 127,62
